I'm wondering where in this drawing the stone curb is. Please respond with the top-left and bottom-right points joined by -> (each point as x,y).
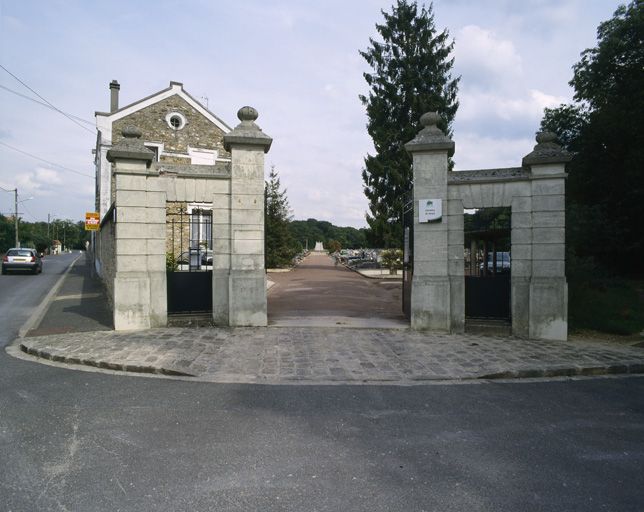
19,343 -> 195,377
342,262 -> 402,281
17,340 -> 644,384
480,363 -> 644,380
342,263 -> 402,282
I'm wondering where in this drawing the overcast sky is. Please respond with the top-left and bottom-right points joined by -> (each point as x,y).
0,0 -> 620,228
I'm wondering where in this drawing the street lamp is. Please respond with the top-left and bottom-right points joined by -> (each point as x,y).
1,187 -> 35,248
15,194 -> 33,248
47,213 -> 57,254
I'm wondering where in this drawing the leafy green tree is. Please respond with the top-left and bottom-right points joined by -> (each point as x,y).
265,166 -> 297,268
326,240 -> 341,253
0,214 -> 14,253
0,215 -> 89,253
360,0 -> 459,247
288,218 -> 368,250
540,104 -> 588,152
540,1 -> 643,275
381,248 -> 403,273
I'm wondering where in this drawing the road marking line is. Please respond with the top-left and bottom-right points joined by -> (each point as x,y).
53,292 -> 102,301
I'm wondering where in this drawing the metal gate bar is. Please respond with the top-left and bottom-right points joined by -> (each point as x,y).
166,207 -> 213,314
402,189 -> 413,319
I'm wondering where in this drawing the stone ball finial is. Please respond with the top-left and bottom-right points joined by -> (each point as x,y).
420,111 -> 441,128
522,130 -> 571,166
122,125 -> 142,139
536,131 -> 558,144
237,106 -> 258,123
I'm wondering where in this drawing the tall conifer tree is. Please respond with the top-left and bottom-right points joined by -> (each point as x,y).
360,0 -> 459,247
264,166 -> 296,268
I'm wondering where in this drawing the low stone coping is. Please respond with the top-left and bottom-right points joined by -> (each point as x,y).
13,327 -> 644,385
353,268 -> 402,280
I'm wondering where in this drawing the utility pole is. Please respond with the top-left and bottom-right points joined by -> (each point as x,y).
14,188 -> 18,248
47,213 -> 51,254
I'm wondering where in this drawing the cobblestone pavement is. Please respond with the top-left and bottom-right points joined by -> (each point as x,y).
15,327 -> 644,384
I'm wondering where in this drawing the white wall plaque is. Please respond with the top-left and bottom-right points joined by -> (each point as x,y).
419,199 -> 442,223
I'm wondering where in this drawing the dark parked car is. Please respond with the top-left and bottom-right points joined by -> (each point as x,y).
479,251 -> 511,274
176,249 -> 213,270
200,250 -> 213,266
2,248 -> 43,275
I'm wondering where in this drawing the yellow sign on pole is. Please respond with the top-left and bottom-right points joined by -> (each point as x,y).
85,212 -> 100,231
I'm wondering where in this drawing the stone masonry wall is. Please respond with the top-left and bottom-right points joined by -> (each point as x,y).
112,95 -> 230,160
166,201 -> 189,260
96,214 -> 116,308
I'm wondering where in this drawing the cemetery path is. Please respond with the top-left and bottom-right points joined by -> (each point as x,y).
267,253 -> 407,328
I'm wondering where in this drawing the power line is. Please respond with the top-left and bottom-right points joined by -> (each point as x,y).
0,63 -> 96,135
21,203 -> 37,220
0,140 -> 94,179
0,84 -> 95,125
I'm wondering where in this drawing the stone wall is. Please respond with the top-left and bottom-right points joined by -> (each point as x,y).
112,95 -> 230,160
103,106 -> 271,330
406,113 -> 570,340
162,168 -> 232,270
112,169 -> 168,330
166,201 -> 189,259
96,210 -> 116,308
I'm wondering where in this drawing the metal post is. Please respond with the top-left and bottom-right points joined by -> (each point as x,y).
14,188 -> 18,248
47,214 -> 50,254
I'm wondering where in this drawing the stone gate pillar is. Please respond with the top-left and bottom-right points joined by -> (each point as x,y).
405,113 -> 455,330
522,132 -> 571,340
223,107 -> 272,326
107,126 -> 167,330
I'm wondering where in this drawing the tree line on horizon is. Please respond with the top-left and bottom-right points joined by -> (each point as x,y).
264,166 -> 368,268
0,214 -> 89,254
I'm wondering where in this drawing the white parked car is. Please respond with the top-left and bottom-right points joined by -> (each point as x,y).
2,248 -> 43,275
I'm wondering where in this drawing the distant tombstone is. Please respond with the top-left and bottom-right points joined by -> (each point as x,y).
314,241 -> 324,252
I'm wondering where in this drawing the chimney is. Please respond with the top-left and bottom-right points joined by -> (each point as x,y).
109,80 -> 120,113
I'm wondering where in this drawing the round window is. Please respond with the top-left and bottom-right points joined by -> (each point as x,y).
165,112 -> 186,130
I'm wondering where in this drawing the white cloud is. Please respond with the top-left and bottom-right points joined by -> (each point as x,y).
35,167 -> 63,185
1,15 -> 25,30
277,8 -> 297,29
454,133 -> 534,171
9,167 -> 66,198
537,1 -> 579,25
322,83 -> 339,99
529,89 -> 569,112
454,25 -> 523,87
458,88 -> 568,123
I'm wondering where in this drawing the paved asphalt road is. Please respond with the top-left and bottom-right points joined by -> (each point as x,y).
1,254 -> 644,511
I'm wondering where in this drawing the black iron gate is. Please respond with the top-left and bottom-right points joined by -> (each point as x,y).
166,207 -> 213,314
464,209 -> 511,320
402,189 -> 414,319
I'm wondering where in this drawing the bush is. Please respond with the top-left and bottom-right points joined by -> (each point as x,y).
569,278 -> 644,335
166,252 -> 177,272
381,248 -> 403,273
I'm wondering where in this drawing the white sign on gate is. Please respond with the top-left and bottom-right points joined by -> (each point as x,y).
418,199 -> 442,223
